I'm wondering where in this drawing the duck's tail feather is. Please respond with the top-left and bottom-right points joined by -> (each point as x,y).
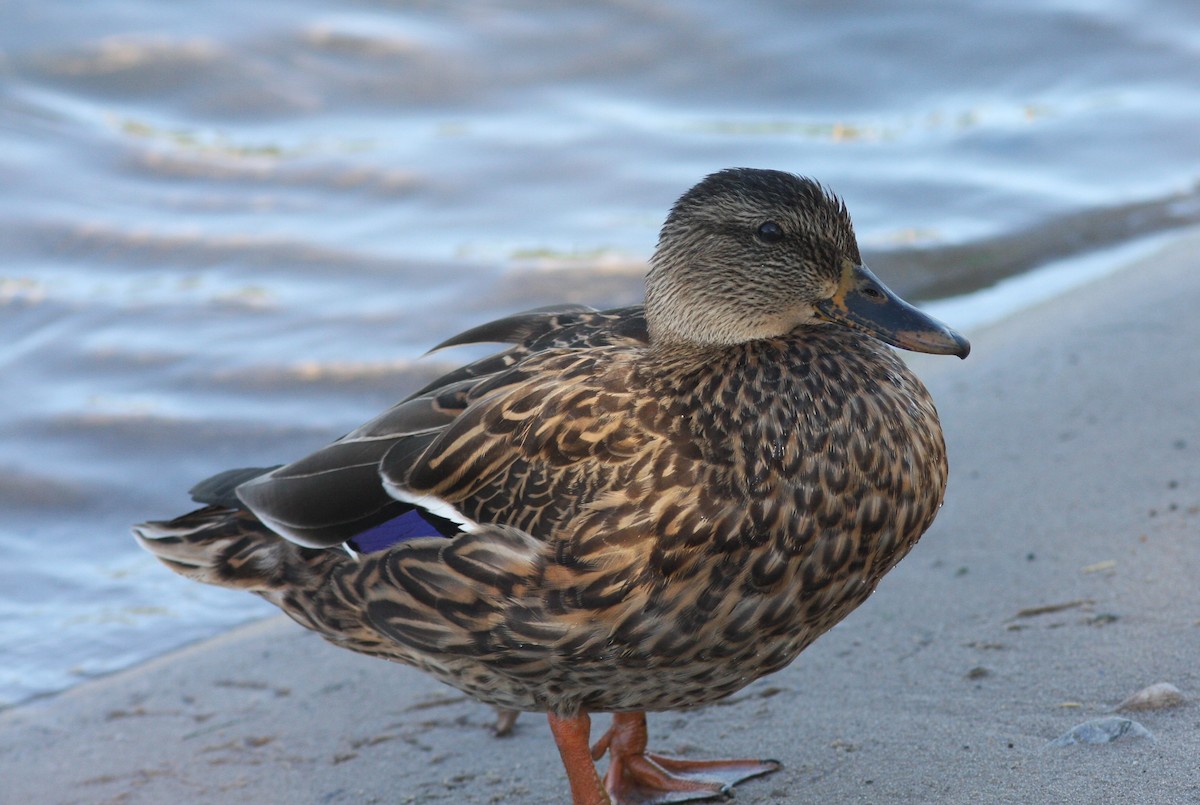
133,505 -> 344,595
134,505 -> 393,654
133,506 -> 553,672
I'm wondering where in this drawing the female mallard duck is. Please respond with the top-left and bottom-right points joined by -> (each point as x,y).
136,168 -> 968,805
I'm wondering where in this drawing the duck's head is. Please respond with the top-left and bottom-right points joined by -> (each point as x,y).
645,168 -> 970,358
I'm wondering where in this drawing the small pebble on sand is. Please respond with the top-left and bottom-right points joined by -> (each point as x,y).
1116,682 -> 1185,712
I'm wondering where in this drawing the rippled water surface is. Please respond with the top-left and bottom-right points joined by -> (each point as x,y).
2,0 -> 1199,706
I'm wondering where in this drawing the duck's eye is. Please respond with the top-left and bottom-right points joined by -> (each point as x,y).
756,221 -> 785,244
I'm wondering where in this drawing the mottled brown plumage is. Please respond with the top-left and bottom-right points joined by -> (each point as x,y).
136,168 -> 968,805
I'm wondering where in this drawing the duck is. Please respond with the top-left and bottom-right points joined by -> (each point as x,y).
135,167 -> 969,805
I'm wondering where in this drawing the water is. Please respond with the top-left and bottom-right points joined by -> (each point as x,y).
2,0 -> 1198,708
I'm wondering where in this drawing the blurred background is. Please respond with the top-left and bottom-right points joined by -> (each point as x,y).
1,0 -> 1198,708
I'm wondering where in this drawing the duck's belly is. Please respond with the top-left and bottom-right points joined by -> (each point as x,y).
382,552 -> 885,715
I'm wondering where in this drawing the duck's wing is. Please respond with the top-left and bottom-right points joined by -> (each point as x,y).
408,304 -> 641,397
381,338 -> 659,539
230,306 -> 649,549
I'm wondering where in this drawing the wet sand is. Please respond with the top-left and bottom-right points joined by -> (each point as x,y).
2,230 -> 1198,804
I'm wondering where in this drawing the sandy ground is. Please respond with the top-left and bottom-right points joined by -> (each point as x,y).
2,232 -> 1198,805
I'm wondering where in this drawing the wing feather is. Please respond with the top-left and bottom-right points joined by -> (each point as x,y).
230,306 -> 650,549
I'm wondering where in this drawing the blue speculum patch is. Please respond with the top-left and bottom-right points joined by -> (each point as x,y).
347,508 -> 458,553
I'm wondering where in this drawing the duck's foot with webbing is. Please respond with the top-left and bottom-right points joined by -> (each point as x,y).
548,710 -> 781,805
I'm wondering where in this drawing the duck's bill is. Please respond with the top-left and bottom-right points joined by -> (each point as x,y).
815,261 -> 970,359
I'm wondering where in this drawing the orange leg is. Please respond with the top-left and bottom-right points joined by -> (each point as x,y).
548,711 -> 612,805
590,711 -> 780,805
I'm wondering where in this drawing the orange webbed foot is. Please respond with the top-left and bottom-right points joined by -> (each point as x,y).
590,712 -> 780,804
